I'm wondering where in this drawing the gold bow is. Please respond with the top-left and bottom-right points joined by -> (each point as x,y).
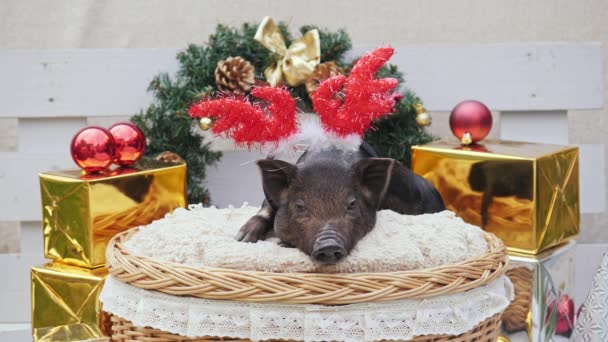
254,16 -> 320,87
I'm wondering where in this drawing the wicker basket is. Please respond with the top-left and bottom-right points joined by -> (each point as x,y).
107,312 -> 503,342
502,266 -> 533,332
106,228 -> 508,305
104,226 -> 509,341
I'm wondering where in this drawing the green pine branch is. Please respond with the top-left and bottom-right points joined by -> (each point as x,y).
131,20 -> 434,205
365,91 -> 435,167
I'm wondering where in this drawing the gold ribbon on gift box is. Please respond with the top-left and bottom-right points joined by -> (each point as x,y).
254,16 -> 321,87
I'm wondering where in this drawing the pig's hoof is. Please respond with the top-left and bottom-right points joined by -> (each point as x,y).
278,241 -> 295,248
235,216 -> 270,242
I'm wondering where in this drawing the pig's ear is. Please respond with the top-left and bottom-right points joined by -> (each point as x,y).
257,159 -> 297,207
353,158 -> 395,208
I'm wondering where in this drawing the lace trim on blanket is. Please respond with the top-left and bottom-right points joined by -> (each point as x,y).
100,276 -> 513,341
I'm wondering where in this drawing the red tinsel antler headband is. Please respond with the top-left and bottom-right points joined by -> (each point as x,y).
189,46 -> 398,151
189,87 -> 298,147
312,46 -> 398,137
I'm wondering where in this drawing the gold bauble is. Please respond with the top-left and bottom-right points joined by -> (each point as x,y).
460,132 -> 473,145
413,103 -> 431,127
415,112 -> 432,127
199,117 -> 213,131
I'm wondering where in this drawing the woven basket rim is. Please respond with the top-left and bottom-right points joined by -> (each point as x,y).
107,226 -> 508,305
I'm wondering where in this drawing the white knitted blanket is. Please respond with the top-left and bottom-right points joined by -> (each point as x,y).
123,204 -> 488,273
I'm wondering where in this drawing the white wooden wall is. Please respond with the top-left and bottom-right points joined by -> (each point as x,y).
0,43 -> 604,323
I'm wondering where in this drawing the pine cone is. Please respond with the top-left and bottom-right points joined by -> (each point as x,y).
215,57 -> 255,94
305,61 -> 344,94
155,151 -> 185,164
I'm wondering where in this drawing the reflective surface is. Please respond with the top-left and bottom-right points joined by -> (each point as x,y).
70,126 -> 115,173
31,263 -> 107,341
40,158 -> 187,268
33,324 -> 107,342
412,140 -> 579,254
503,242 -> 576,341
449,100 -> 493,144
109,122 -> 146,166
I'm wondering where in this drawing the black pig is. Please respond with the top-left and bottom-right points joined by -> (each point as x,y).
236,143 -> 445,264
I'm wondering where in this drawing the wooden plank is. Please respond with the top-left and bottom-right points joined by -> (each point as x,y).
20,221 -> 43,257
204,150 -> 267,208
18,117 -> 87,153
0,253 -> 46,323
86,115 -> 131,128
0,221 -> 20,254
574,244 -> 608,307
350,43 -> 603,111
0,118 -> 18,152
0,291 -> 31,324
0,44 -> 602,117
0,150 -> 270,220
0,49 -> 178,117
0,153 -> 73,221
579,144 -> 606,213
0,139 -> 604,219
500,110 -> 569,145
0,150 -> 267,220
0,324 -> 30,333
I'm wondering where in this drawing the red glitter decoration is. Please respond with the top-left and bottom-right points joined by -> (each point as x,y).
109,122 -> 146,166
70,126 -> 115,173
312,46 -> 399,136
189,87 -> 297,147
188,47 -> 398,149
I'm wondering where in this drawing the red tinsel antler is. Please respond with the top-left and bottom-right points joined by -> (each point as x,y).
188,87 -> 298,147
312,46 -> 399,136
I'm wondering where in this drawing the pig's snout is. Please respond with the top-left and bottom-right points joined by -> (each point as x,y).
312,242 -> 345,264
311,229 -> 346,264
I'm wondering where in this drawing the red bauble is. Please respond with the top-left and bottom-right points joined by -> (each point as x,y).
555,295 -> 575,336
546,294 -> 575,337
449,100 -> 492,145
70,127 -> 115,173
108,122 -> 146,166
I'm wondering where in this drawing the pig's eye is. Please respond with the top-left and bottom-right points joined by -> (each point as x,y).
346,197 -> 357,210
294,200 -> 307,214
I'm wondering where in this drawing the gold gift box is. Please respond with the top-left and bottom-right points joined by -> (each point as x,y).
40,158 -> 187,268
412,140 -> 579,254
31,263 -> 109,341
33,324 -> 109,342
502,241 -> 576,341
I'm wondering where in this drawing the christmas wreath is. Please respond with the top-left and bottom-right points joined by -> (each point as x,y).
131,17 -> 434,205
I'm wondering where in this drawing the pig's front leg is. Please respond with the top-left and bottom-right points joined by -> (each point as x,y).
236,199 -> 275,242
